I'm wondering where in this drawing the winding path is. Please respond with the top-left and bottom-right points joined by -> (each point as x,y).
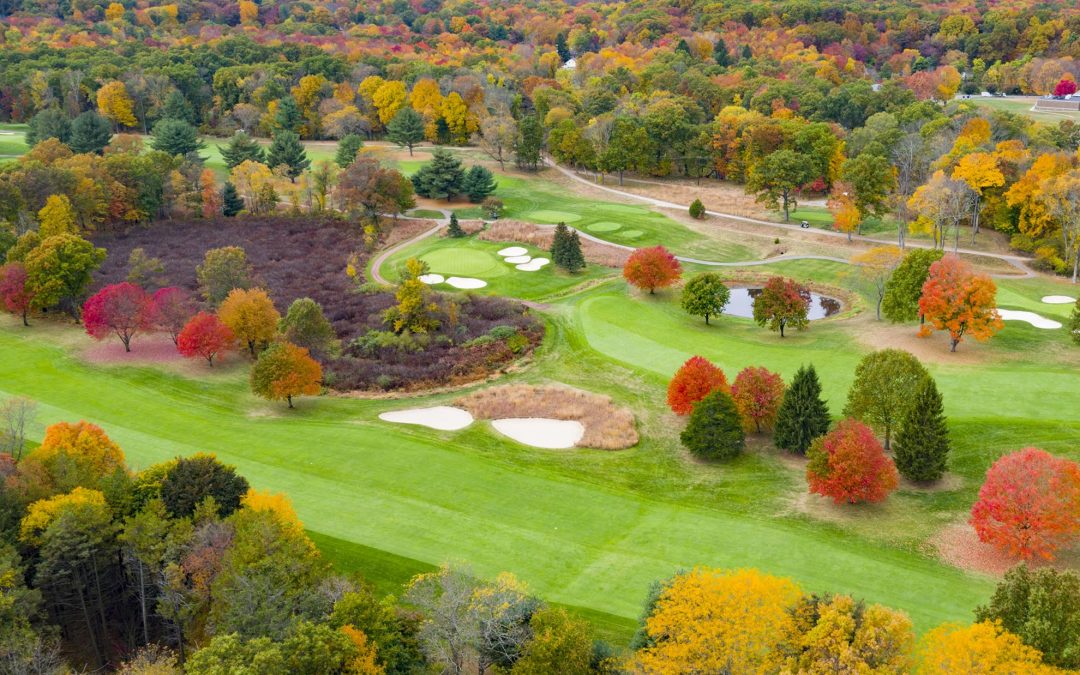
369,209 -> 450,286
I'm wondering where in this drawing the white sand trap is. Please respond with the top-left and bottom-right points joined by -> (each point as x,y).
1042,295 -> 1076,304
498,246 -> 528,257
516,258 -> 550,272
997,309 -> 1062,329
446,276 -> 487,289
379,406 -> 474,431
419,273 -> 445,285
491,418 -> 585,449
504,255 -> 532,264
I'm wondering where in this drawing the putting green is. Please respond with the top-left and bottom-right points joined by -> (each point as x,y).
601,204 -> 649,215
620,229 -> 644,239
420,248 -> 508,278
587,222 -> 622,232
527,210 -> 582,223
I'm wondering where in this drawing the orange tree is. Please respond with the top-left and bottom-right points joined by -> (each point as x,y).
918,255 -> 1002,352
622,245 -> 681,294
752,276 -> 810,337
731,366 -> 785,433
177,312 -> 236,366
915,621 -> 1055,675
806,419 -> 899,504
250,341 -> 322,408
666,355 -> 729,415
218,288 -> 281,356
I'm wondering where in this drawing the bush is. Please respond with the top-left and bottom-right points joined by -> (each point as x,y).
688,198 -> 705,219
680,389 -> 744,460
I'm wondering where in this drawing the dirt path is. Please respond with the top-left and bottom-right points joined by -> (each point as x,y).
369,210 -> 449,285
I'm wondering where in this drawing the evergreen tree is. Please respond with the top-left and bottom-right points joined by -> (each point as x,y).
26,107 -> 72,146
1071,298 -> 1080,345
161,90 -> 196,124
411,148 -> 466,199
675,39 -> 692,57
551,223 -> 584,273
446,212 -> 465,238
679,389 -> 745,460
773,364 -> 830,454
69,111 -> 112,155
222,182 -> 244,217
714,38 -> 730,66
555,33 -> 571,62
741,45 -> 753,60
689,198 -> 705,219
514,115 -> 544,171
462,165 -> 496,202
335,134 -> 364,168
386,107 -> 425,156
218,131 -> 265,169
564,231 -> 586,273
150,118 -> 204,158
274,96 -> 302,133
892,377 -> 950,482
267,130 -> 310,180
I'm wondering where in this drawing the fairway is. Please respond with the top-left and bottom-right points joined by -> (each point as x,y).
420,247 -> 509,277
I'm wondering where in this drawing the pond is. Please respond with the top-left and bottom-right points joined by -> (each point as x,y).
724,287 -> 842,320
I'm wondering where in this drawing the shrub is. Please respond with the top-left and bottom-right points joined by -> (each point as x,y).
688,198 -> 705,219
667,356 -> 730,416
806,419 -> 898,504
680,389 -> 744,460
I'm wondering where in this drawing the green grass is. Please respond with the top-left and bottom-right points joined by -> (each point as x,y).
0,124 -> 29,160
406,209 -> 445,219
784,206 -> 906,238
962,97 -> 1080,124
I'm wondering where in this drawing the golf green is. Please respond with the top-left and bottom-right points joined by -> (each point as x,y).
620,229 -> 644,239
587,222 -> 622,232
420,247 -> 508,277
527,210 -> 583,223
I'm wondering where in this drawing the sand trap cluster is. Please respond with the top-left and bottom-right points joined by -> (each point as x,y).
379,406 -> 474,431
491,418 -> 585,449
1042,295 -> 1076,304
504,255 -> 531,264
497,246 -> 550,273
997,309 -> 1062,329
497,246 -> 528,257
517,258 -> 550,271
418,273 -> 445,285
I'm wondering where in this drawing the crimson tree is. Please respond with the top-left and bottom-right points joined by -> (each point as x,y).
82,282 -> 154,352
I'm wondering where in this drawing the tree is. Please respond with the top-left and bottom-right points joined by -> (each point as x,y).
446,212 -> 465,238
218,131 -> 266,169
766,594 -> 914,673
335,134 -> 364,168
623,245 -> 681,294
97,80 -> 137,129
514,115 -> 544,171
161,90 -> 196,124
680,272 -> 730,325
411,148 -> 466,200
915,621 -> 1052,675
752,276 -> 810,337
267,130 -> 310,180
150,287 -> 195,345
222,181 -> 244,217
843,349 -> 929,450
386,107 -> 425,156
883,248 -> 944,323
1,396 -> 36,460
383,259 -> 439,335
952,153 -> 1004,243
806,419 -> 899,504
477,115 -> 517,170
69,111 -> 112,154
747,149 -> 816,222
842,153 -> 897,226
774,364 -> 830,454
731,366 -> 785,433
274,96 -> 303,134
279,297 -> 336,357
714,38 -> 730,65
24,234 -> 106,319
918,255 -> 1003,352
970,447 -> 1080,561
667,356 -> 729,416
177,312 -> 235,366
680,389 -> 745,460
250,341 -> 322,408
852,246 -> 902,319
908,172 -> 970,251
37,194 -> 77,237
1073,298 -> 1080,345
1038,170 -> 1080,283
550,222 -> 585,273
218,287 -> 280,356
197,246 -> 252,305
511,607 -> 592,675
0,262 -> 35,326
976,565 -> 1080,669
632,568 -> 802,674
17,421 -> 125,496
26,108 -> 72,147
161,453 -> 249,518
688,198 -> 705,219
337,156 -> 415,223
82,282 -> 153,352
150,118 -> 204,158
462,166 -> 496,203
600,117 -> 648,185
126,248 -> 166,290
893,377 -> 950,483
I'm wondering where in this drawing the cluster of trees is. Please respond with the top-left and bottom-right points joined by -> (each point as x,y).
409,148 -> 496,203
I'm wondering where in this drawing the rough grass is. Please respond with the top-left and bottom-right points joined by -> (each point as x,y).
456,384 -> 639,450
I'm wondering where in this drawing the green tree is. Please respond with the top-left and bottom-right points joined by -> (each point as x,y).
330,586 -> 426,674
386,107 -> 425,156
150,118 -> 204,159
274,96 -> 303,134
463,165 -> 496,203
882,248 -> 945,323
680,389 -> 745,460
23,234 -> 106,319
279,297 -> 337,356
747,149 -> 817,222
69,111 -> 112,154
714,38 -> 730,66
551,222 -> 586,273
411,148 -> 466,199
160,90 -> 196,124
186,634 -> 286,675
197,246 -> 252,304
975,565 -> 1080,669
219,131 -> 266,169
267,130 -> 310,180
1071,298 -> 1080,345
335,134 -> 364,168
514,114 -> 544,171
446,212 -> 465,238
511,607 -> 593,675
689,198 -> 705,219
773,364 -> 830,454
893,376 -> 950,482
26,108 -> 72,147
222,181 -> 244,217
281,621 -> 358,674
843,349 -> 929,450
680,272 -> 730,325
160,453 -> 249,518
599,117 -> 648,185
842,153 -> 897,226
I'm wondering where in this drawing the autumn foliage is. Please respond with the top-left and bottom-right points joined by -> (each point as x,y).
82,282 -> 154,352
915,621 -> 1053,675
218,287 -> 281,356
177,311 -> 236,366
731,366 -> 785,433
250,341 -> 322,408
623,245 -> 682,294
16,421 -> 127,497
752,276 -> 811,337
666,356 -> 729,415
969,447 -> 1080,561
806,419 -> 899,504
150,286 -> 196,345
0,262 -> 35,326
918,255 -> 1002,352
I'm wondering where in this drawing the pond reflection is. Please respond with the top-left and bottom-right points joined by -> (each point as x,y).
724,287 -> 842,320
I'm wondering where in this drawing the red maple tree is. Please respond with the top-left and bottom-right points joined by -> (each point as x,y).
0,263 -> 35,326
177,312 -> 236,366
969,447 -> 1080,561
806,418 -> 898,504
151,287 -> 196,345
82,282 -> 153,352
1053,78 -> 1078,97
918,255 -> 1002,352
731,366 -> 786,433
752,276 -> 811,337
623,245 -> 682,294
667,355 -> 730,415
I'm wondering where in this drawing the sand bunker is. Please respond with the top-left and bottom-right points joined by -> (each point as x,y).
491,418 -> 585,449
1042,295 -> 1076,304
379,406 -> 474,431
446,276 -> 487,289
419,273 -> 445,285
504,255 -> 532,264
497,246 -> 528,257
997,309 -> 1062,329
517,258 -> 550,272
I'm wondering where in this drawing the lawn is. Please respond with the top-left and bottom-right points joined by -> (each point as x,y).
0,123 -> 29,160
961,97 -> 1080,124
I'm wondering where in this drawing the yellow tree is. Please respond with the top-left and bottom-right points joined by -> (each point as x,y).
915,621 -> 1056,674
218,287 -> 281,355
1039,170 -> 1080,283
291,74 -> 328,138
38,194 -> 78,237
15,421 -> 127,498
248,341 -> 322,408
97,80 -> 137,130
908,171 -> 970,251
1005,153 -> 1074,238
105,2 -> 124,20
828,183 -> 860,241
852,246 -> 902,319
631,568 -> 803,674
371,80 -> 406,127
440,92 -> 477,145
19,486 -> 109,546
409,78 -> 443,141
238,0 -> 257,24
952,152 -> 1004,241
935,65 -> 963,101
229,160 -> 274,214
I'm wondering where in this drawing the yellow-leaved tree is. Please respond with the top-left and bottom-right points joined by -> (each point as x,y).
218,287 -> 281,355
96,80 -> 137,130
38,194 -> 78,237
440,92 -> 478,145
372,80 -> 407,127
19,486 -> 109,546
915,621 -> 1056,674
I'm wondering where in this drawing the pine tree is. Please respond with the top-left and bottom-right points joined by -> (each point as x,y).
274,96 -> 302,133
161,90 -> 196,124
218,131 -> 265,169
550,222 -> 571,268
555,33 -> 571,62
386,107 -> 425,156
773,364 -> 830,454
411,148 -> 466,199
714,38 -> 730,66
69,111 -> 112,155
564,230 -> 586,273
679,389 -> 745,460
267,130 -> 310,180
462,165 -> 496,202
222,182 -> 244,217
335,134 -> 364,168
514,115 -> 544,171
892,377 -> 950,482
150,118 -> 204,158
446,212 -> 465,238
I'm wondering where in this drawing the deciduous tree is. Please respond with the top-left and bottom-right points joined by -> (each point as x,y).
250,341 -> 322,408
279,297 -> 336,357
150,287 -> 195,345
774,364 -> 830,454
623,245 -> 681,294
918,255 -> 1003,352
731,366 -> 785,433
883,248 -> 944,323
37,194 -> 77,237
477,115 -> 517,170
383,259 -> 439,335
82,282 -> 153,352
196,246 -> 252,305
160,453 -> 249,518
915,621 -> 1053,675
806,418 -> 899,504
176,311 -> 235,366
752,276 -> 810,337
218,287 -> 280,356
680,388 -> 745,460
337,156 -> 416,222
952,152 -> 1004,241
17,421 -> 126,497
667,355 -> 730,416
843,349 -> 929,450
680,272 -> 730,325
842,153 -> 897,227
0,262 -> 35,326
511,607 -> 592,675
747,149 -> 816,222
23,234 -> 106,319
97,80 -> 138,130
852,246 -> 902,319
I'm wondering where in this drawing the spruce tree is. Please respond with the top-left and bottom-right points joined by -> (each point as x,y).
274,96 -> 302,133
386,107 -> 425,156
222,182 -> 244,217
514,115 -> 544,170
773,364 -> 830,454
26,107 -> 72,146
446,212 -> 465,238
267,130 -> 310,180
161,90 -> 196,124
550,222 -> 571,268
679,389 -> 745,460
564,230 -> 586,273
218,131 -> 265,169
335,134 -> 364,168
69,111 -> 112,155
150,118 -> 205,158
714,38 -> 730,66
892,377 -> 950,482
411,148 -> 466,199
462,165 -> 496,202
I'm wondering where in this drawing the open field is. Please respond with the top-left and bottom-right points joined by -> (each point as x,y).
0,123 -> 29,159
961,96 -> 1080,124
